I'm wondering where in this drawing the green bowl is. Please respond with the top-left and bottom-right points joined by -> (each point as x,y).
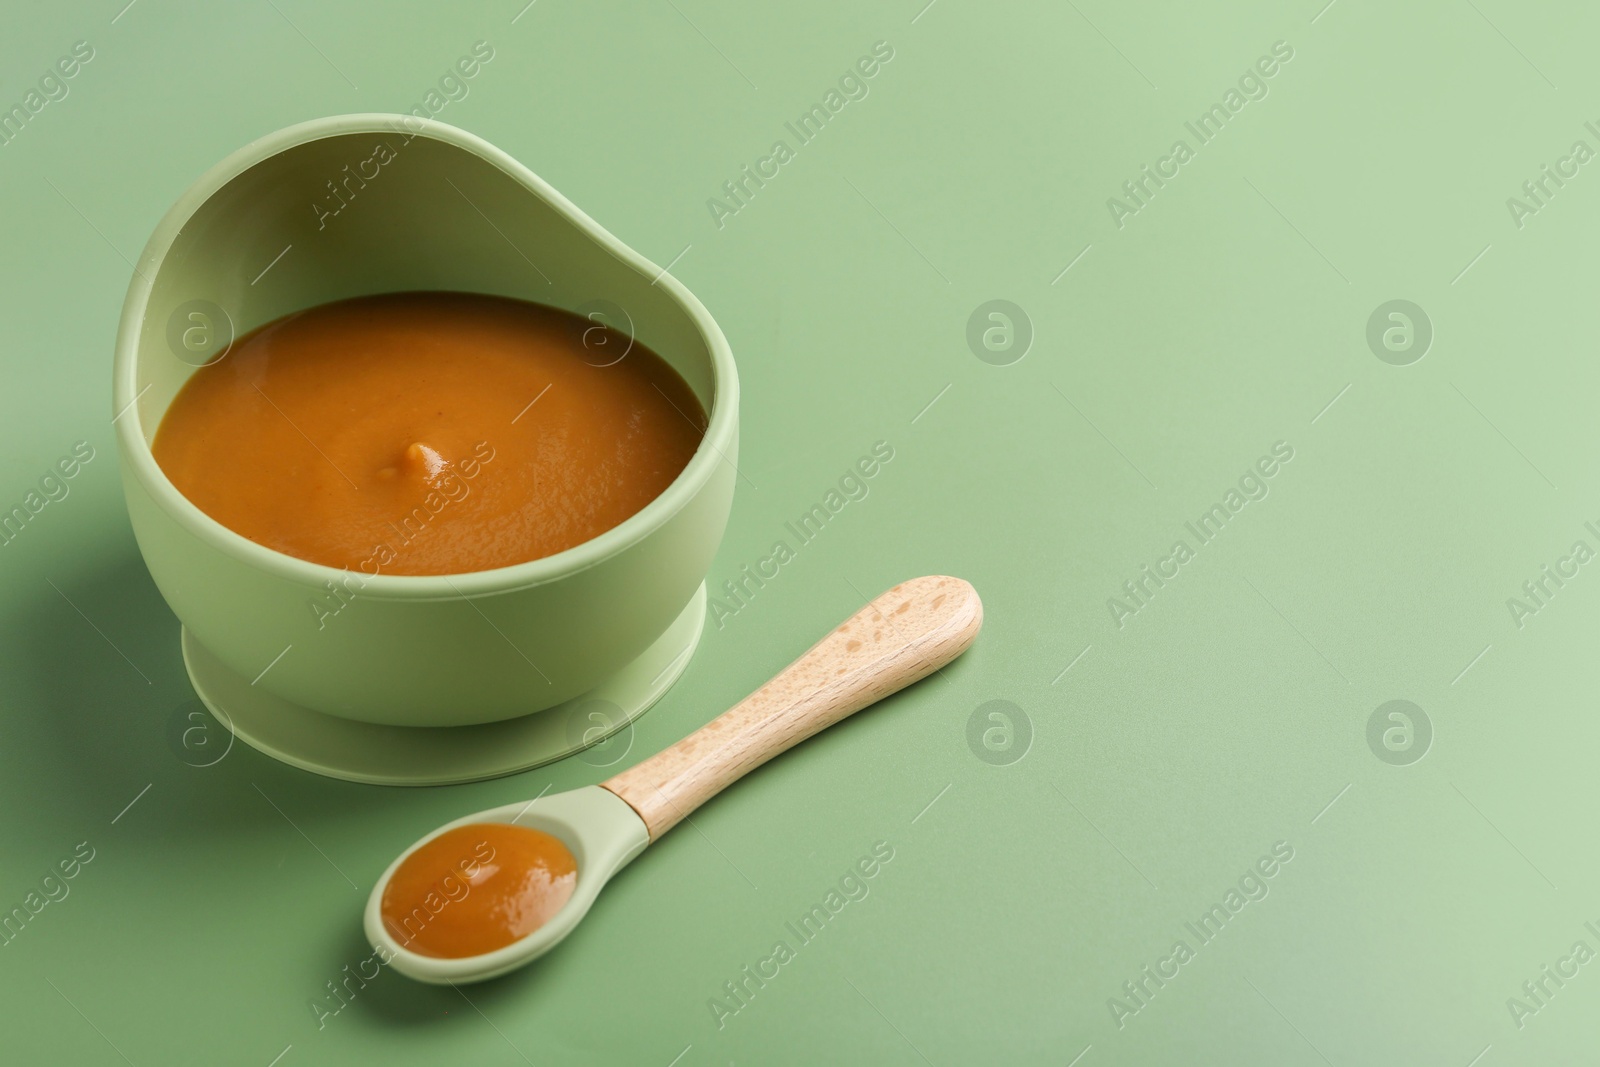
113,114 -> 738,728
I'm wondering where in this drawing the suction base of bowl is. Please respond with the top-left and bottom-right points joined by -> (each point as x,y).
178,583 -> 706,786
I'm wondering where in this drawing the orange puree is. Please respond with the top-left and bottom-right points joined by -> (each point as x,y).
381,823 -> 578,958
152,292 -> 705,575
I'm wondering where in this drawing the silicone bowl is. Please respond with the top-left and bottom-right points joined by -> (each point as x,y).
113,114 -> 738,727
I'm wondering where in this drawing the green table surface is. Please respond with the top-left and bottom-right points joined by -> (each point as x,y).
4,1 -> 1598,1063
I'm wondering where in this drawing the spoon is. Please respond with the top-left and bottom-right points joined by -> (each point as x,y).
364,574 -> 982,984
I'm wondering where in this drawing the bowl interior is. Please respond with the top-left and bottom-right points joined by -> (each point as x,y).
126,121 -> 716,454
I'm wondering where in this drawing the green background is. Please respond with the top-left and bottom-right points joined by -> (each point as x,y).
2,0 -> 1597,1063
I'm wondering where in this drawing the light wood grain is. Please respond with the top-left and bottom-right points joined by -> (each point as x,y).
601,575 -> 983,840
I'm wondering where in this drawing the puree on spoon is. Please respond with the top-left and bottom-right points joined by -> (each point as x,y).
153,291 -> 705,575
380,823 -> 578,958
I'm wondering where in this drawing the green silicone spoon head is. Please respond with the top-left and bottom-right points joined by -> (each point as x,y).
363,785 -> 649,984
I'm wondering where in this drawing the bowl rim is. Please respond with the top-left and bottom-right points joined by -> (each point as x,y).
113,113 -> 738,601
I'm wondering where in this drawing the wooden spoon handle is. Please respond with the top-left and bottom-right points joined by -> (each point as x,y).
601,576 -> 983,840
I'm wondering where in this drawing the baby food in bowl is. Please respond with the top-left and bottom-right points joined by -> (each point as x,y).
153,291 -> 705,577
